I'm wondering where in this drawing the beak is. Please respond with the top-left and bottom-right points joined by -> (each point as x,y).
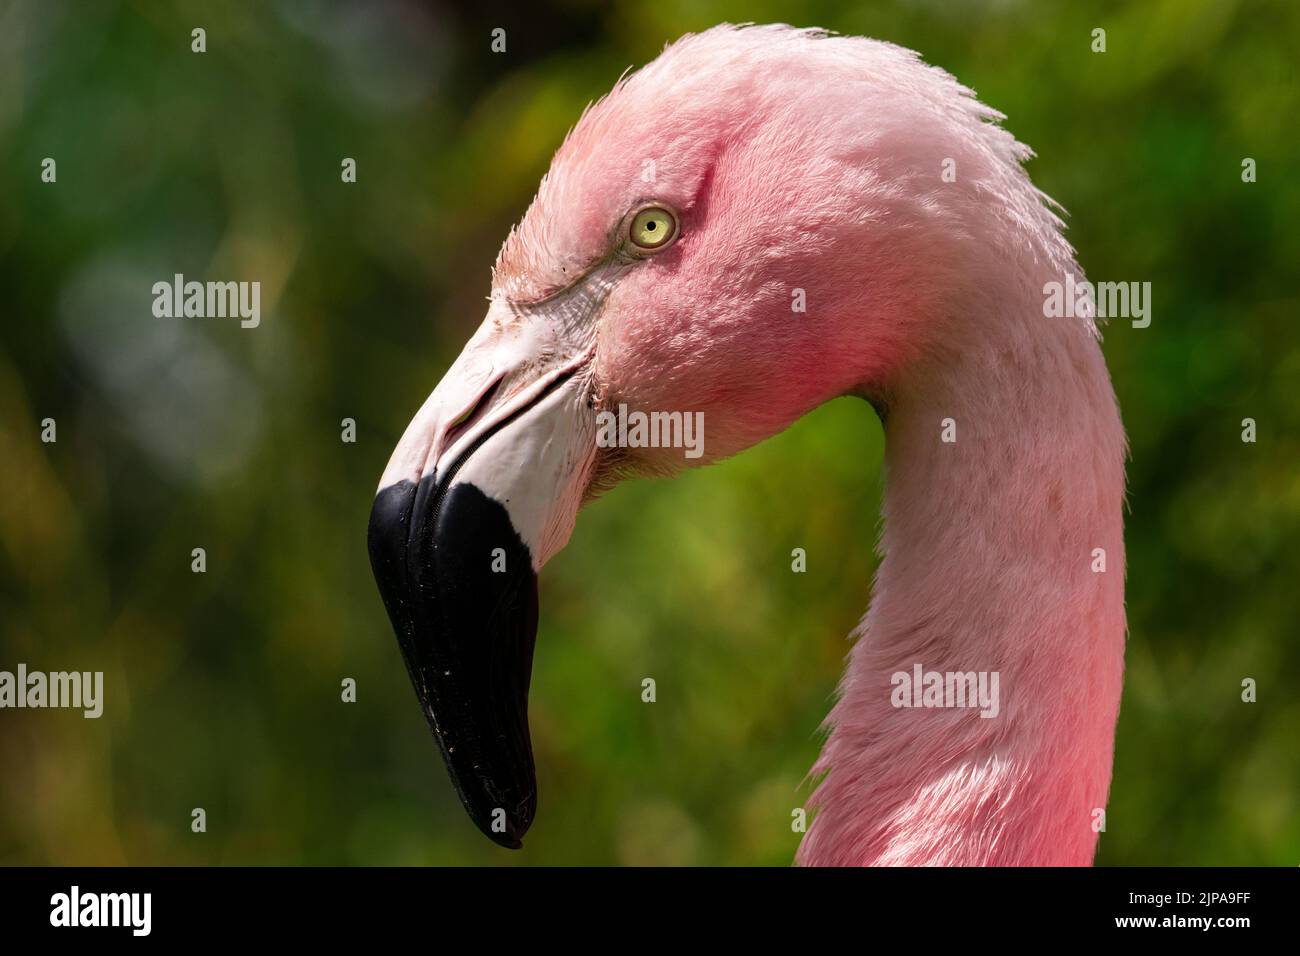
367,296 -> 598,849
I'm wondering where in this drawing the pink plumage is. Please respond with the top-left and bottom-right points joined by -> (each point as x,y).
393,23 -> 1127,864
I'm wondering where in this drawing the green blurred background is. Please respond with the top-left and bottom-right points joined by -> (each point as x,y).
1,0 -> 1297,865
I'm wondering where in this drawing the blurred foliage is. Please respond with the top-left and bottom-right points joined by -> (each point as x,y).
0,0 -> 1297,866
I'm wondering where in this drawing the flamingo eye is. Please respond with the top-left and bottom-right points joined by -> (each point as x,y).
629,206 -> 678,250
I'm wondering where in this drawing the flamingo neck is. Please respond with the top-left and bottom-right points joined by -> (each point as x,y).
798,306 -> 1127,866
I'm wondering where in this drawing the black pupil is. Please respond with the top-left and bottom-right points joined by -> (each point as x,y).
646,221 -> 657,231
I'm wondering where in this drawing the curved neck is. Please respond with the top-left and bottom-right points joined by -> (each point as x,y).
798,305 -> 1127,866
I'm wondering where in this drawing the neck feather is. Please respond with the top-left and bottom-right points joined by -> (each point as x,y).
798,287 -> 1127,866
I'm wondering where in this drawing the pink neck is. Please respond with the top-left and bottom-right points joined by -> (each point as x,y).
797,307 -> 1127,866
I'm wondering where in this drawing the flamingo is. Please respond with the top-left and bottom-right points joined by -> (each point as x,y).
367,23 -> 1126,866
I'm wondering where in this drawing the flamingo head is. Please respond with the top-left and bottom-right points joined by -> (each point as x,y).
368,24 -> 1055,847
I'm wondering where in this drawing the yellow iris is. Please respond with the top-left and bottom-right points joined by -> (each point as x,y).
629,206 -> 677,249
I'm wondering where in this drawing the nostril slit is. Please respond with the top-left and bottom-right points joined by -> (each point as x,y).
443,377 -> 503,452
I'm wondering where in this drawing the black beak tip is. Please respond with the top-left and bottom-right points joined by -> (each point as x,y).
490,831 -> 524,851
483,805 -> 532,850
453,757 -> 536,850
369,475 -> 542,851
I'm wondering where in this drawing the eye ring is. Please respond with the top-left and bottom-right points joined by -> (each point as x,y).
628,205 -> 678,251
